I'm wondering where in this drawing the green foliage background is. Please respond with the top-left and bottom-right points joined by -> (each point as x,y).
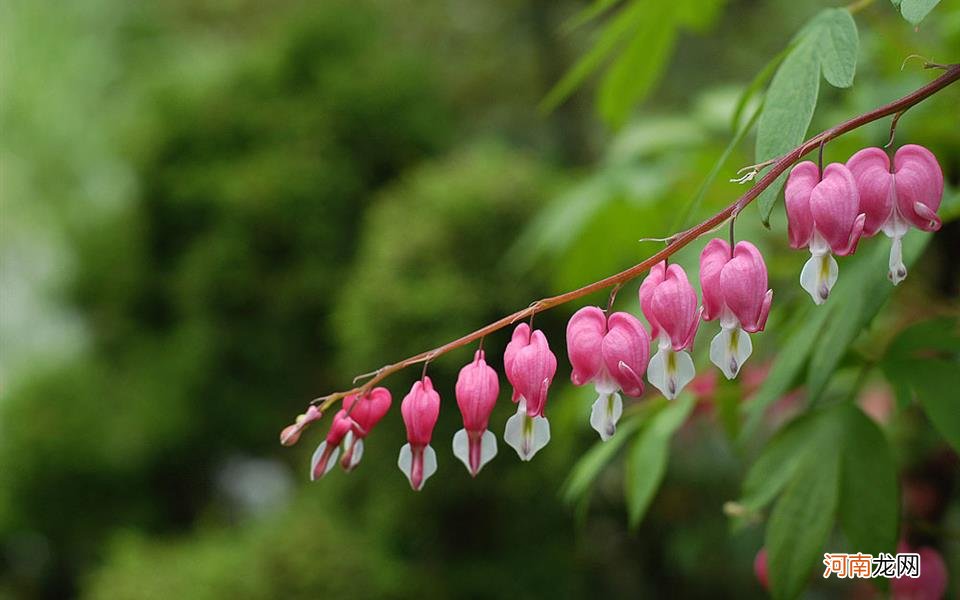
1,0 -> 958,598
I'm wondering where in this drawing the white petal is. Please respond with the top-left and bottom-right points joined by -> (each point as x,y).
453,429 -> 497,476
419,444 -> 438,488
398,443 -> 438,491
887,235 -> 907,285
342,437 -> 363,471
589,391 -> 623,441
310,442 -> 339,481
800,252 -> 838,305
398,443 -> 412,482
477,430 -> 498,471
452,429 -> 469,471
647,347 -> 695,400
709,326 -> 753,380
504,405 -> 550,461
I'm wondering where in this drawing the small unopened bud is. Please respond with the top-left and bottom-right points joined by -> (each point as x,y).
279,405 -> 322,446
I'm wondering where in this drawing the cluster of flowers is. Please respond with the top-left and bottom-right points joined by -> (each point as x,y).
280,144 -> 942,491
785,144 -> 943,302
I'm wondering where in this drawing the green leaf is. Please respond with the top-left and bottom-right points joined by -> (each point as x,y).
739,408 -> 833,513
597,4 -> 676,128
754,37 -> 820,225
741,302 -> 830,439
562,0 -> 625,33
897,0 -> 941,25
730,44 -> 792,132
814,8 -> 858,88
674,103 -> 761,229
624,394 -> 695,526
887,358 -> 960,451
883,316 -> 960,360
539,2 -> 646,114
561,410 -> 652,505
767,444 -> 841,600
838,405 -> 898,556
806,231 -> 932,402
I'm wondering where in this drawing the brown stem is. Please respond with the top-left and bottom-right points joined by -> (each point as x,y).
306,65 -> 960,416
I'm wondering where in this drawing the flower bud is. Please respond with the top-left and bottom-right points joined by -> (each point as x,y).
398,377 -> 441,491
453,350 -> 499,476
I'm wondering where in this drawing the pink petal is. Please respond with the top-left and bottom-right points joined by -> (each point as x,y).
565,306 -> 607,386
455,350 -> 499,432
504,323 -> 531,402
650,264 -> 699,351
699,238 -> 730,322
508,329 -> 557,417
400,377 -> 441,446
846,147 -> 894,236
894,144 -> 943,231
784,161 -> 819,249
602,311 -> 650,397
720,241 -> 769,330
810,163 -> 861,254
638,262 -> 667,341
343,387 -> 393,437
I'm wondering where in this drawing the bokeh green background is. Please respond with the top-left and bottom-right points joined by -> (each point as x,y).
1,0 -> 958,598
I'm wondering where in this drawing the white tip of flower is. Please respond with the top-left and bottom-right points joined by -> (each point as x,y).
589,391 -> 623,441
340,433 -> 364,472
452,429 -> 497,476
887,235 -> 907,285
709,326 -> 753,380
647,346 -> 695,400
397,443 -> 438,491
310,442 -> 339,481
503,405 -> 550,461
800,252 -> 838,305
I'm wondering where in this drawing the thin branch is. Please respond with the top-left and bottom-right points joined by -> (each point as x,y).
304,64 -> 960,418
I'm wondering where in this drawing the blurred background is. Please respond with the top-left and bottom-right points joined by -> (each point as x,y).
1,0 -> 958,598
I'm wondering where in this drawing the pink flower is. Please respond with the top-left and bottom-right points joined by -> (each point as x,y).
503,323 -> 557,461
846,145 -> 943,285
700,239 -> 773,379
785,161 -> 866,304
280,405 -> 323,447
892,543 -> 948,600
309,409 -> 354,480
754,548 -> 769,591
566,306 -> 650,440
398,377 -> 441,491
453,350 -> 499,476
639,262 -> 702,399
338,387 -> 392,471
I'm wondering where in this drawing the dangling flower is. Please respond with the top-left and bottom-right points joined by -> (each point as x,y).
339,387 -> 392,471
453,350 -> 499,476
280,405 -> 323,446
503,323 -> 557,461
784,162 -> 865,304
846,144 -> 943,285
310,409 -> 354,480
398,377 -> 441,491
566,306 -> 650,441
700,239 -> 773,379
639,262 -> 702,399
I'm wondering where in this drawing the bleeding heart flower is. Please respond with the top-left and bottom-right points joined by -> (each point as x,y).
309,409 -> 354,480
280,404 -> 323,447
398,377 -> 441,491
754,548 -> 769,591
503,323 -> 557,461
846,144 -> 943,285
566,306 -> 650,441
784,161 -> 866,304
700,239 -> 773,379
639,262 -> 702,399
339,387 -> 392,471
892,542 -> 947,600
453,350 -> 499,476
